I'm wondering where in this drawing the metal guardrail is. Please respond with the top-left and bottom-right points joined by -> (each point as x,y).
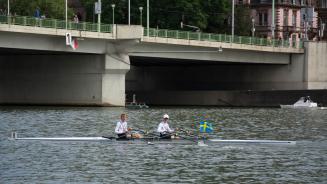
143,28 -> 304,49
0,15 -> 112,33
0,15 -> 303,49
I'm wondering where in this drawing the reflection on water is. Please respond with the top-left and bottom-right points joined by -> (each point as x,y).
0,106 -> 326,183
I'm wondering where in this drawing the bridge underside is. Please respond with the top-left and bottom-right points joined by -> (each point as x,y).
125,53 -> 323,106
0,41 -> 326,106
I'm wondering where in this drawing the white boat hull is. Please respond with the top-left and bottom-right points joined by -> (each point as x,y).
14,137 -> 108,141
11,136 -> 296,145
209,139 -> 296,145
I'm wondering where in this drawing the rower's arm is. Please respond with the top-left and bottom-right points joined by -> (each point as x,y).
167,126 -> 174,133
114,122 -> 121,134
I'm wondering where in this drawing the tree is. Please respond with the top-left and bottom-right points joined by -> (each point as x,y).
80,0 -> 232,32
2,0 -> 252,36
201,0 -> 231,33
0,0 -> 73,19
235,5 -> 251,36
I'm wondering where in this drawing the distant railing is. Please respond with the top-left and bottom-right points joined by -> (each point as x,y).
143,28 -> 304,49
0,15 -> 303,49
0,15 -> 112,33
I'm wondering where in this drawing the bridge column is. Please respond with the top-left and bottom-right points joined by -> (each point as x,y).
305,42 -> 327,89
101,54 -> 130,106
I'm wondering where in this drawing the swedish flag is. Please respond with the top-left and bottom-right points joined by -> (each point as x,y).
199,121 -> 213,133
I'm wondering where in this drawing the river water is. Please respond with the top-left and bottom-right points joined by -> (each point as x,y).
0,106 -> 326,183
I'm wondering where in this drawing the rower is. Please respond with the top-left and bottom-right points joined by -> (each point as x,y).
115,113 -> 131,140
157,114 -> 174,139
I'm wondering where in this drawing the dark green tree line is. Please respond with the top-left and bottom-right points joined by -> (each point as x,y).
0,0 -> 252,36
0,0 -> 72,19
80,0 -> 243,34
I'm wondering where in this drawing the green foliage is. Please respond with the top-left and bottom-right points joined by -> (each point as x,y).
235,5 -> 252,36
0,0 -> 252,35
0,0 -> 73,19
80,0 -> 236,34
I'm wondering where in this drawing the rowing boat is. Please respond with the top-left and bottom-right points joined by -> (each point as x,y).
10,132 -> 296,145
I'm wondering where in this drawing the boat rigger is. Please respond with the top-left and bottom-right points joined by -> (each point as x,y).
10,132 -> 296,145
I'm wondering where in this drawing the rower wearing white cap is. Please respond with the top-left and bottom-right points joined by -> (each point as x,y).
157,114 -> 174,139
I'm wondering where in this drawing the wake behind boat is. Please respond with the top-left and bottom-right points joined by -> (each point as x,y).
10,132 -> 296,145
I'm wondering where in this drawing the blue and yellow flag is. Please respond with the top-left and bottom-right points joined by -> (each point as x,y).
199,121 -> 213,133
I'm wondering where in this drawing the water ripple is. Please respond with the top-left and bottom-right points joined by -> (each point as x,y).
0,106 -> 326,183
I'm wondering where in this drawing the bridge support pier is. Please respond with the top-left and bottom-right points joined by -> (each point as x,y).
101,54 -> 130,106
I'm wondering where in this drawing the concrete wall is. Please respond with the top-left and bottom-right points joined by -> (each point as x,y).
130,42 -> 300,64
305,41 -> 327,89
0,53 -> 130,106
102,54 -> 130,106
0,54 -> 103,105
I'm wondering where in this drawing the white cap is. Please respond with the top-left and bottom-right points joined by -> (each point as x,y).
163,114 -> 169,119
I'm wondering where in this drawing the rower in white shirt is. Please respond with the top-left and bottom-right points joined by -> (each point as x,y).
115,113 -> 131,140
157,114 -> 174,139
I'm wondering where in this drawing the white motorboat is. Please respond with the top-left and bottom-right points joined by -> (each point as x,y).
280,96 -> 318,109
125,94 -> 149,109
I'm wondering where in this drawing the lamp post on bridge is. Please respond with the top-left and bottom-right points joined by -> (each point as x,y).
65,0 -> 67,29
271,0 -> 275,39
232,0 -> 235,41
251,18 -> 255,37
128,0 -> 130,26
94,0 -> 102,32
7,0 -> 9,16
139,6 -> 143,26
111,4 -> 115,25
147,0 -> 149,37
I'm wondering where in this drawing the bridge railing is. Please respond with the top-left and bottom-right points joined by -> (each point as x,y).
0,14 -> 303,49
144,28 -> 303,49
0,15 -> 112,33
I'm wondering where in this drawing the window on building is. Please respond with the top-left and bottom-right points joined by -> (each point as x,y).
284,9 -> 289,26
259,12 -> 268,26
322,0 -> 327,8
292,11 -> 297,27
264,13 -> 268,25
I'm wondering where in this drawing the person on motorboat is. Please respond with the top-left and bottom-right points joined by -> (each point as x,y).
115,113 -> 131,140
157,114 -> 174,139
305,96 -> 312,102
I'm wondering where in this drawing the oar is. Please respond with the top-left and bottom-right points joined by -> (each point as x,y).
175,128 -> 198,138
130,128 -> 164,141
101,136 -> 116,140
132,128 -> 156,136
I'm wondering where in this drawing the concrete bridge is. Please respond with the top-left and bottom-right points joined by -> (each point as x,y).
0,16 -> 326,106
